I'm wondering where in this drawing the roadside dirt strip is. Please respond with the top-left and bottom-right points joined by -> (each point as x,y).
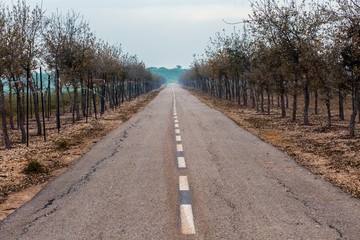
0,84 -> 360,239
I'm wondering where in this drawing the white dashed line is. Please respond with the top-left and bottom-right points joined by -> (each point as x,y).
180,204 -> 196,234
172,85 -> 195,235
177,144 -> 183,152
178,157 -> 186,168
172,84 -> 176,99
179,176 -> 190,191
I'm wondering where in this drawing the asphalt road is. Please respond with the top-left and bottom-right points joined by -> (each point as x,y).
1,84 -> 360,239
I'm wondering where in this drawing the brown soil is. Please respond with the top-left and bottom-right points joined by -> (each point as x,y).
0,89 -> 162,220
188,88 -> 360,199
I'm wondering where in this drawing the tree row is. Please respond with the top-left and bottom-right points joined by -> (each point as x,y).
180,0 -> 359,137
0,0 -> 164,149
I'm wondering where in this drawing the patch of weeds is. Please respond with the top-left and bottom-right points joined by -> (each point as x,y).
245,117 -> 268,128
55,138 -> 70,151
22,160 -> 49,174
91,121 -> 105,131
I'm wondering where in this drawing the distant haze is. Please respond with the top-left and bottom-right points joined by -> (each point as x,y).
148,66 -> 187,83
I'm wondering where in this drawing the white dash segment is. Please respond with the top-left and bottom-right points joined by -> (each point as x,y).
177,144 -> 183,152
175,129 -> 180,134
180,204 -> 196,235
176,135 -> 182,142
179,176 -> 190,191
175,124 -> 179,128
175,119 -> 179,123
178,157 -> 186,168
174,116 -> 178,120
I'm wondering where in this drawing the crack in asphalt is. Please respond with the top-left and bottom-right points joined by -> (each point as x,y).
329,224 -> 346,240
267,175 -> 346,239
267,176 -> 310,208
19,123 -> 136,235
211,180 -> 240,233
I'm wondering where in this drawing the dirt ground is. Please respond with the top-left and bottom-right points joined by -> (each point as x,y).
0,89 -> 161,220
188,89 -> 360,199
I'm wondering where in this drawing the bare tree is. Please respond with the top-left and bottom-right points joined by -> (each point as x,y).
0,5 -> 11,148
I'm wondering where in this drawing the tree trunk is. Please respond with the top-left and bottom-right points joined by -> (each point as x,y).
29,82 -> 42,135
303,79 -> 310,125
121,79 -> 125,103
267,86 -> 271,115
260,88 -> 265,113
250,83 -> 256,109
281,93 -> 286,118
15,84 -> 26,143
325,87 -> 332,128
47,75 -> 51,120
101,83 -> 106,115
81,79 -> 86,117
60,86 -> 65,115
55,69 -> 61,132
242,79 -> 247,106
279,75 -> 286,117
292,93 -> 297,121
66,84 -> 73,113
91,76 -> 97,119
0,80 -> 11,149
349,88 -> 358,138
314,88 -> 319,115
339,83 -> 345,121
74,84 -> 80,121
8,81 -> 15,129
236,79 -> 240,106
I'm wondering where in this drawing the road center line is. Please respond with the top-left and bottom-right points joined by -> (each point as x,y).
177,144 -> 183,152
172,84 -> 176,99
180,204 -> 196,235
179,176 -> 190,191
178,157 -> 186,168
172,85 -> 195,235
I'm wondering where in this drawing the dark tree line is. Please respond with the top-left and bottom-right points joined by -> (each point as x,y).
0,0 -> 164,149
180,0 -> 359,137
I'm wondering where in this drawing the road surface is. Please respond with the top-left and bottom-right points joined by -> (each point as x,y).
0,85 -> 360,239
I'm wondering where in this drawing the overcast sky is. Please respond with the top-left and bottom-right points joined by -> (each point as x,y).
3,0 -> 251,68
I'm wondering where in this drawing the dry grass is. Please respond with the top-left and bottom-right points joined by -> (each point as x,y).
188,88 -> 360,198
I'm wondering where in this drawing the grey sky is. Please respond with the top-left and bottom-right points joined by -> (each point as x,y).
3,0 -> 251,68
